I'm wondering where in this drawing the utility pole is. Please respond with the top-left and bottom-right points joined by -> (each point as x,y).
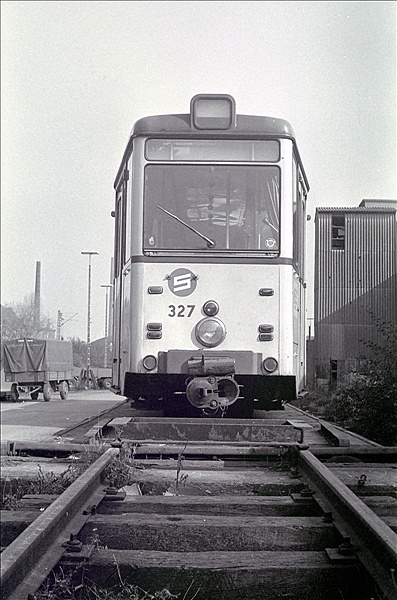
81,251 -> 98,388
57,311 -> 64,339
34,261 -> 41,335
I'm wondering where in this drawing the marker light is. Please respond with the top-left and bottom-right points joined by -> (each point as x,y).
259,334 -> 274,342
191,94 -> 236,130
147,331 -> 162,339
259,324 -> 274,333
195,317 -> 226,348
142,355 -> 157,371
259,324 -> 274,341
146,323 -> 162,338
147,323 -> 162,330
203,300 -> 219,316
263,357 -> 278,373
259,288 -> 274,296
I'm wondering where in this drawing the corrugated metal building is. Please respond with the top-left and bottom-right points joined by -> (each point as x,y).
313,201 -> 397,386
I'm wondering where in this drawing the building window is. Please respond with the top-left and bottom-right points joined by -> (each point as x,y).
331,215 -> 345,249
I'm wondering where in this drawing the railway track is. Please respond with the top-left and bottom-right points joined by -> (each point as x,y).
1,405 -> 396,600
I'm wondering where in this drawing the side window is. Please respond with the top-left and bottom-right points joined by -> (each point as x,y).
298,177 -> 306,278
114,182 -> 127,277
292,159 -> 299,271
125,168 -> 131,263
292,159 -> 306,276
114,191 -> 122,278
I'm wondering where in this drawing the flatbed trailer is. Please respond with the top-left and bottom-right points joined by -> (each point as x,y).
3,338 -> 74,401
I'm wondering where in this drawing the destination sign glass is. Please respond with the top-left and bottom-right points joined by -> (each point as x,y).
146,139 -> 280,162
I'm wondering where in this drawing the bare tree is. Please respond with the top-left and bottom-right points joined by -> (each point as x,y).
1,294 -> 53,341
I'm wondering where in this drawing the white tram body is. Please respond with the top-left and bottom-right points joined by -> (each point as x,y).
111,95 -> 309,416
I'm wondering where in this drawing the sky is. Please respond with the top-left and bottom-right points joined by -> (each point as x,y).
1,1 -> 396,342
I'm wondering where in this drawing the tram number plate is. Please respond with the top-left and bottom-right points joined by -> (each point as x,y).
168,304 -> 195,317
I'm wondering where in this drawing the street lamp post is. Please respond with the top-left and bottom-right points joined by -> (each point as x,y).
81,252 -> 98,385
101,284 -> 112,368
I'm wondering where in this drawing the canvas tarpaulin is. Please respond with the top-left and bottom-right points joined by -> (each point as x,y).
3,339 -> 73,374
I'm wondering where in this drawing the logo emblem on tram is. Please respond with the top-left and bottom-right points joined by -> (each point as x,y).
168,268 -> 197,297
265,238 -> 277,249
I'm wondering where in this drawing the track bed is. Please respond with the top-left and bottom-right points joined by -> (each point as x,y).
1,404 -> 396,600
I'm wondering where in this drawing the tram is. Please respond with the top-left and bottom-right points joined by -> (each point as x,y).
111,94 -> 309,417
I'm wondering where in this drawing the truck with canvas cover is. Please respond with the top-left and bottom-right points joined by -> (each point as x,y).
3,338 -> 74,401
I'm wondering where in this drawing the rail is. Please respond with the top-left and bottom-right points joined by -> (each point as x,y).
1,447 -> 119,600
298,449 -> 397,600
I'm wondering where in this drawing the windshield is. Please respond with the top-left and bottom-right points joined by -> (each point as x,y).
144,165 -> 280,252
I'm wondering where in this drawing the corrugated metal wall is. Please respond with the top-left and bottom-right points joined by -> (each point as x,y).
313,208 -> 396,381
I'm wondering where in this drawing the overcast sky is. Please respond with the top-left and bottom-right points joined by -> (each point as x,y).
1,1 -> 396,341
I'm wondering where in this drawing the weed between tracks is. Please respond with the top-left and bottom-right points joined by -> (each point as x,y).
102,444 -> 138,490
1,446 -> 101,509
1,443 -> 138,510
32,570 -> 182,600
31,562 -> 199,600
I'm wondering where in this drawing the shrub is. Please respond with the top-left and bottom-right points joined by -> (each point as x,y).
327,319 -> 397,446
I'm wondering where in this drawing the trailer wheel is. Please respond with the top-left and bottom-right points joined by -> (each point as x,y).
59,381 -> 69,399
30,391 -> 39,400
102,378 -> 112,389
43,383 -> 52,402
11,383 -> 19,403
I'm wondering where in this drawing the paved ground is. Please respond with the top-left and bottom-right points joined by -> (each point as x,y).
0,389 -> 127,452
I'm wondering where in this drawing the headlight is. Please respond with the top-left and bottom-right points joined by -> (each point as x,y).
195,317 -> 226,348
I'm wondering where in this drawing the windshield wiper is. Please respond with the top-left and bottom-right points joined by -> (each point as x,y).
262,217 -> 279,233
157,205 -> 216,248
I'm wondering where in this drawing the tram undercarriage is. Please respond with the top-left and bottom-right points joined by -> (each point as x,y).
124,362 -> 295,417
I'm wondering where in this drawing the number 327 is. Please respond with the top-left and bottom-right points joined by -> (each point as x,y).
168,305 -> 195,317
